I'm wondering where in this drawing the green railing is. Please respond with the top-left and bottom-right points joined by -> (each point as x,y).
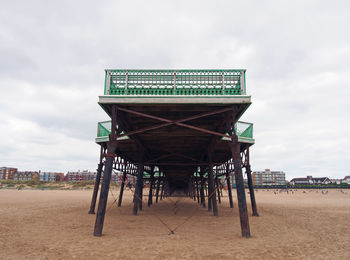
97,121 -> 111,138
104,69 -> 246,96
234,121 -> 253,139
96,120 -> 253,142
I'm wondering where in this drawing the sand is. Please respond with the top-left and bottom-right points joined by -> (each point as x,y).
0,188 -> 349,259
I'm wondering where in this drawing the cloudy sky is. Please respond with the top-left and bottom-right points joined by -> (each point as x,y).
1,0 -> 349,179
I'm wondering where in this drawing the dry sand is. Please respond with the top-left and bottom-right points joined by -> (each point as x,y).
0,188 -> 349,259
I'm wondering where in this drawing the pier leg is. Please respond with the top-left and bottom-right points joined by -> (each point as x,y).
196,178 -> 200,203
246,165 -> 259,216
93,142 -> 117,236
155,177 -> 160,203
88,161 -> 103,214
230,137 -> 251,238
226,164 -> 234,208
139,174 -> 143,211
200,172 -> 206,208
193,179 -> 196,201
148,172 -> 154,207
133,161 -> 144,215
118,171 -> 127,207
208,161 -> 218,216
160,180 -> 164,200
216,176 -> 221,204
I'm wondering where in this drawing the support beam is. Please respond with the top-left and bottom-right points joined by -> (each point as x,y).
155,177 -> 161,203
148,171 -> 155,207
93,143 -> 117,236
208,159 -> 218,216
200,172 -> 206,208
133,160 -> 144,215
89,146 -> 104,214
196,178 -> 200,203
116,106 -> 232,138
117,171 -> 127,207
139,175 -> 143,211
160,180 -> 164,200
246,164 -> 259,216
230,136 -> 251,238
216,176 -> 221,204
226,164 -> 234,208
192,178 -> 196,201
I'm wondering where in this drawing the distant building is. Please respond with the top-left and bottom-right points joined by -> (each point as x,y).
13,171 -> 38,181
39,172 -> 65,182
330,179 -> 342,185
342,176 -> 350,184
289,176 -> 331,185
66,170 -> 137,185
66,170 -> 98,182
0,167 -> 18,180
252,169 -> 286,185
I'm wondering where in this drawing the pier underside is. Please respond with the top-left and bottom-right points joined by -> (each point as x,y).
99,99 -> 250,190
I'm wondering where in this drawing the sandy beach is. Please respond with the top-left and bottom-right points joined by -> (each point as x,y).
0,188 -> 349,259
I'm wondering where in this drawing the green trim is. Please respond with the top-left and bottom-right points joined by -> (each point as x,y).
99,95 -> 251,98
104,69 -> 247,96
96,120 -> 254,145
106,69 -> 246,72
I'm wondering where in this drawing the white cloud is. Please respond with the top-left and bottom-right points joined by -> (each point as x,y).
0,0 -> 349,179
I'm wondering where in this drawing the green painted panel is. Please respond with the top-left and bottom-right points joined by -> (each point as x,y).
105,69 -> 246,96
96,120 -> 253,140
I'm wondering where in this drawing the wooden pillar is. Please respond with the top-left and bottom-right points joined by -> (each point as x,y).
117,171 -> 127,207
207,175 -> 212,211
148,171 -> 154,207
139,174 -> 143,211
93,142 -> 117,236
192,178 -> 196,201
196,178 -> 200,203
133,161 -> 144,215
88,146 -> 104,214
200,172 -> 206,208
208,160 -> 218,216
160,180 -> 164,200
226,164 -> 234,208
155,176 -> 161,203
246,164 -> 259,216
230,136 -> 250,238
216,176 -> 221,204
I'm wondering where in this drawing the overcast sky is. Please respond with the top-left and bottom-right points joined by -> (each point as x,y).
1,0 -> 349,179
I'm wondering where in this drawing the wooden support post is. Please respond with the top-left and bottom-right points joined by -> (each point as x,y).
160,180 -> 164,200
192,178 -> 196,201
139,175 -> 143,211
207,178 -> 212,211
117,171 -> 127,207
133,161 -> 144,215
216,176 -> 221,204
226,164 -> 234,208
200,172 -> 206,208
88,159 -> 103,214
208,160 -> 218,216
246,164 -> 259,216
196,178 -> 200,203
148,171 -> 154,207
155,177 -> 161,203
93,143 -> 117,236
230,135 -> 251,238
